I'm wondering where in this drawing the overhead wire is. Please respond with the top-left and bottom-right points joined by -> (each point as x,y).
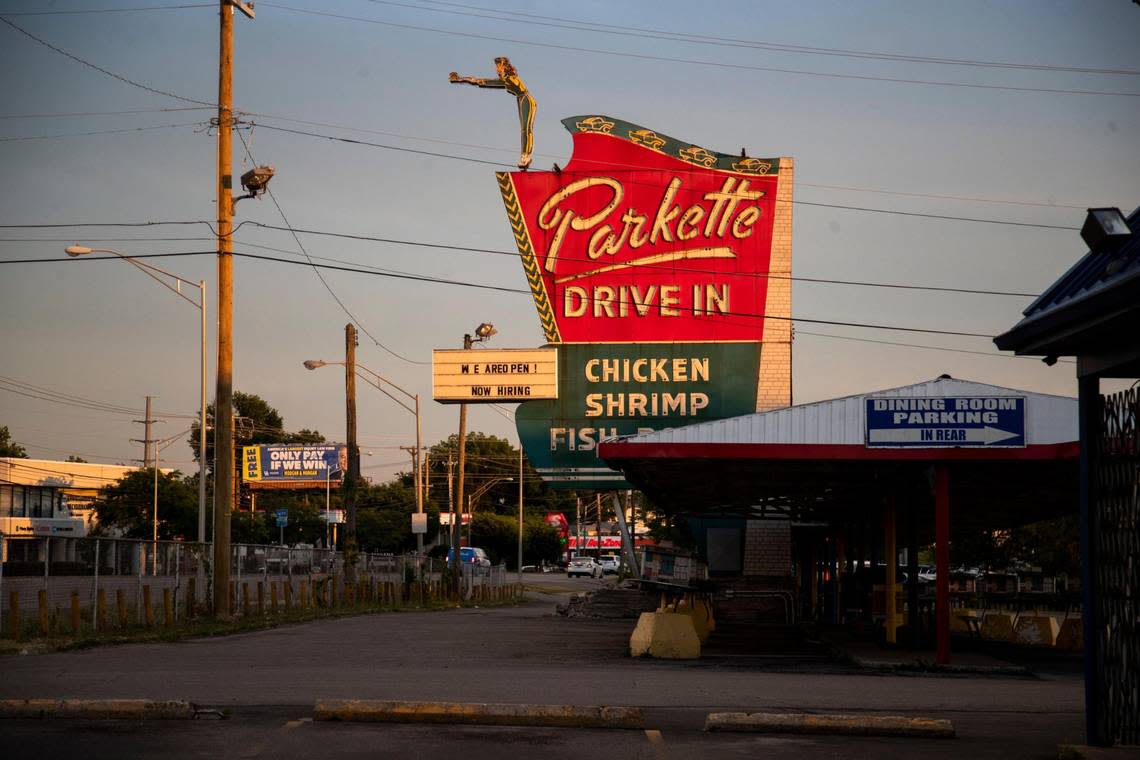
235,127 -> 428,366
409,0 -> 1140,77
0,121 -> 205,142
258,3 -> 1140,98
0,4 -> 213,16
0,16 -> 214,106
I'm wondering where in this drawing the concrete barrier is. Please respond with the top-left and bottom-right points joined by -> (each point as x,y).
1056,618 -> 1083,652
706,711 -> 955,738
314,700 -> 644,729
1015,615 -> 1060,647
629,611 -> 701,659
980,612 -> 1017,642
674,598 -> 715,644
0,699 -> 196,720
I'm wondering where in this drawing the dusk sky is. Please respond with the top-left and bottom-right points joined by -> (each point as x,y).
2,0 -> 1137,482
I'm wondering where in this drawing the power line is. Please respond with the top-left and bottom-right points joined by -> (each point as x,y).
235,128 -> 426,366
0,220 -> 211,229
0,16 -> 214,106
241,111 -> 1089,210
380,0 -> 1140,76
796,330 -> 1075,364
0,121 -> 203,142
249,123 -> 1081,231
0,107 -> 213,119
259,3 -> 1140,98
0,4 -> 212,16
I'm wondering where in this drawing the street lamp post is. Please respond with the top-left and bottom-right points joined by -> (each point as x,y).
465,476 -> 514,545
303,359 -> 424,553
65,246 -> 209,545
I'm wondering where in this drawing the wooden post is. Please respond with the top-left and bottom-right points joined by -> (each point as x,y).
70,590 -> 81,634
163,588 -> 173,627
284,580 -> 292,611
885,495 -> 898,645
9,591 -> 19,640
143,586 -> 153,628
116,589 -> 128,628
257,581 -> 265,615
96,589 -> 107,633
186,578 -> 196,619
38,589 -> 49,636
935,463 -> 951,665
242,582 -> 251,615
271,581 -> 279,612
300,580 -> 309,609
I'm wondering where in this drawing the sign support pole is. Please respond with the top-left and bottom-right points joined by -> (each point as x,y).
611,493 -> 639,577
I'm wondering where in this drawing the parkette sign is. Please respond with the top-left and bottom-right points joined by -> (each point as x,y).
498,115 -> 783,344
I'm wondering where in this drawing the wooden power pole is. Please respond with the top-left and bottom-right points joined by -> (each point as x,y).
212,0 -> 253,618
344,323 -> 359,581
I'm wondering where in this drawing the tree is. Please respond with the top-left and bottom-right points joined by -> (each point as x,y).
0,426 -> 28,458
188,390 -> 324,469
96,469 -> 197,540
66,455 -> 88,463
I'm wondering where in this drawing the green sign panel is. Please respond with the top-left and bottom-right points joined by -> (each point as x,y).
516,343 -> 762,489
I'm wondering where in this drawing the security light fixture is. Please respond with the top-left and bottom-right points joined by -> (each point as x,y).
240,165 -> 275,197
474,322 -> 497,340
1080,207 -> 1131,252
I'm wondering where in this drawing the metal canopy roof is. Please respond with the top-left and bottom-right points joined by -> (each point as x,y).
599,377 -> 1078,526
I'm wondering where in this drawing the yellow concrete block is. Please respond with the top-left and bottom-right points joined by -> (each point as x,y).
1015,615 -> 1060,647
629,611 -> 701,659
674,598 -> 714,644
950,609 -> 977,634
1056,618 -> 1083,651
980,612 -> 1016,642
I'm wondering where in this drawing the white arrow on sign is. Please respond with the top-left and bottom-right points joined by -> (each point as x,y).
868,426 -> 1020,445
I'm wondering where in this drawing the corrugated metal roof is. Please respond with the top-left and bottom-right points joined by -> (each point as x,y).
1019,207 -> 1139,320
613,376 -> 1076,447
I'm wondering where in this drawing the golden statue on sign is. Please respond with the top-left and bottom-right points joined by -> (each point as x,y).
449,57 -> 535,170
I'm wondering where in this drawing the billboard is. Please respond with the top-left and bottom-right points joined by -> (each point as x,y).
500,115 -> 793,487
242,444 -> 346,487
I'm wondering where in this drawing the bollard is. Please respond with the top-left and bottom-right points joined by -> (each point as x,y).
96,589 -> 107,633
71,591 -> 81,634
163,588 -> 173,627
271,581 -> 279,613
116,589 -> 128,628
257,581 -> 265,615
242,582 -> 251,616
39,589 -> 49,636
284,580 -> 293,611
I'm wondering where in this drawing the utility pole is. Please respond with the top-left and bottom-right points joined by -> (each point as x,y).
213,0 -> 254,619
344,323 -> 359,581
517,446 -> 523,583
451,334 -> 472,598
596,493 -> 602,560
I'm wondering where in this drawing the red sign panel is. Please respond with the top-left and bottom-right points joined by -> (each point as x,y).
498,115 -> 781,344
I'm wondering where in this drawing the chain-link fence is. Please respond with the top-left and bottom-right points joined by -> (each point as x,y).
0,536 -> 520,640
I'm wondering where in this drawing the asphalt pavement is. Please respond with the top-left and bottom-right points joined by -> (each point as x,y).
0,574 -> 1091,758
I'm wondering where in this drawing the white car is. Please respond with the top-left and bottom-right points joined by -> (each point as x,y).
567,556 -> 602,578
598,555 -> 620,575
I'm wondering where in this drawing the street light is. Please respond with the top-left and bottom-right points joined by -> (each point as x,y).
65,245 -> 209,544
466,476 -> 514,545
303,359 -> 425,553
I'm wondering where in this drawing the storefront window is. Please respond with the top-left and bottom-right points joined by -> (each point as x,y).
0,485 -> 11,517
12,486 -> 25,518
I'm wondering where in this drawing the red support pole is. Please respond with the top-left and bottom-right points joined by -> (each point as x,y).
935,463 -> 950,665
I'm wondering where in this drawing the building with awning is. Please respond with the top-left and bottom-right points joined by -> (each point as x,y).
599,375 -> 1078,664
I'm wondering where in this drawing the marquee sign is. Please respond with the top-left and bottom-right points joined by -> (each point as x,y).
498,115 -> 783,344
433,348 -> 558,403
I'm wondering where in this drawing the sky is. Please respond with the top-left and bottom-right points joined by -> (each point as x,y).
1,0 -> 1138,483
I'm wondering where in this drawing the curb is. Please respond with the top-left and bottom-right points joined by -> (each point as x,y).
315,700 -> 644,729
705,711 -> 955,738
0,699 -> 197,720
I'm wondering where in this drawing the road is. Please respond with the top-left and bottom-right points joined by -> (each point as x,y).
0,574 -> 1089,758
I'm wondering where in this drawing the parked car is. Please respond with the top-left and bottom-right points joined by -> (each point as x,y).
567,556 -> 602,578
598,555 -> 620,575
447,547 -> 491,571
